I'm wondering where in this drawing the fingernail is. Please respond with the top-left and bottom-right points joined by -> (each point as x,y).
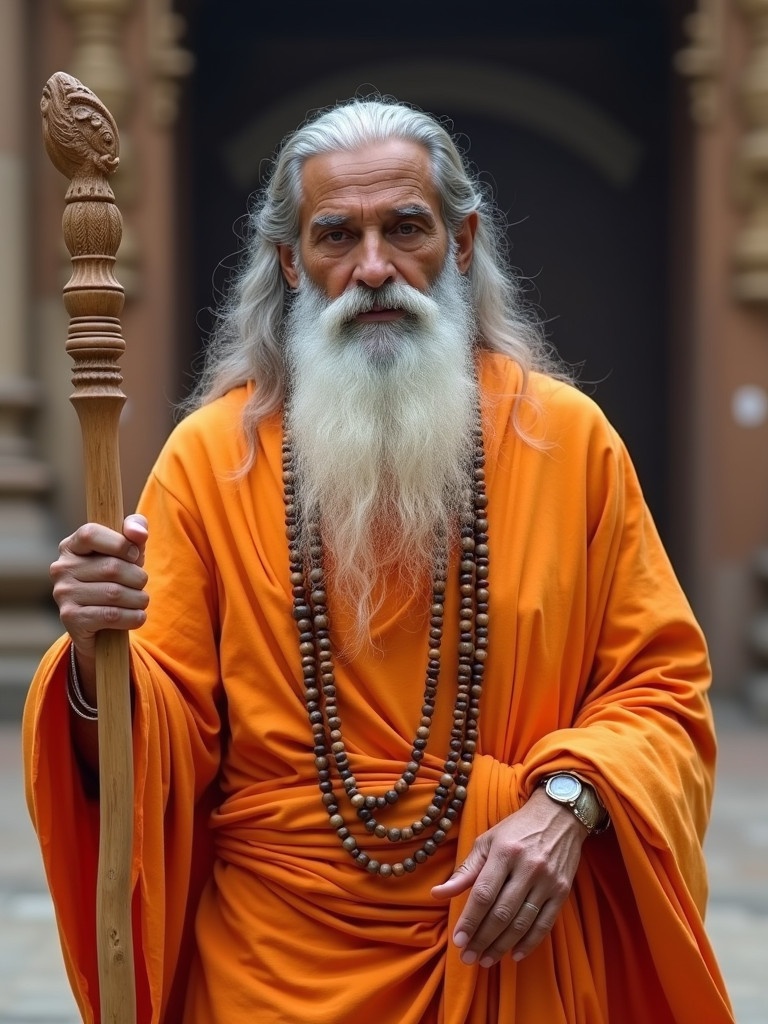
453,931 -> 468,949
513,951 -> 525,962
480,956 -> 495,968
460,950 -> 478,965
127,545 -> 139,561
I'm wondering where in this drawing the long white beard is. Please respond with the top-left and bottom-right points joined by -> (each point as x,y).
285,257 -> 478,645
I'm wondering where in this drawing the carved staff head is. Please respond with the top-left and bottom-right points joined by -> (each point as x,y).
41,71 -> 120,197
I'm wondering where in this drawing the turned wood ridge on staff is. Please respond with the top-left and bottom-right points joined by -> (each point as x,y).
40,71 -> 136,1024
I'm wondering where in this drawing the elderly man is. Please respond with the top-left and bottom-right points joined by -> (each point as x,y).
24,96 -> 734,1023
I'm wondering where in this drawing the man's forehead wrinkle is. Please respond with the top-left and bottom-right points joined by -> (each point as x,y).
336,150 -> 425,179
305,162 -> 430,199
314,174 -> 428,201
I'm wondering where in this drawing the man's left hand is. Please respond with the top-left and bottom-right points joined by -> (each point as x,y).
431,786 -> 588,966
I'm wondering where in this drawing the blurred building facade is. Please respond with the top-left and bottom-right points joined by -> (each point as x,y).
1,0 -> 767,716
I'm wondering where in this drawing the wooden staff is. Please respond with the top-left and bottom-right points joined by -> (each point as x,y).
41,72 -> 136,1023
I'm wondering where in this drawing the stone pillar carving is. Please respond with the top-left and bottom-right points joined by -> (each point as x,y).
149,0 -> 194,127
0,0 -> 63,717
62,0 -> 140,296
675,0 -> 723,127
734,0 -> 768,302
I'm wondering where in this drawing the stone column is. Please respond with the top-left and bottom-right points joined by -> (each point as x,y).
673,0 -> 768,695
735,0 -> 768,716
734,0 -> 768,300
0,0 -> 63,718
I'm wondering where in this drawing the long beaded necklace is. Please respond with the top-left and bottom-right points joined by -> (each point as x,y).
282,395 -> 489,877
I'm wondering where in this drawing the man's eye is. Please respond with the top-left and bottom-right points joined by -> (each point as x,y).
397,223 -> 419,235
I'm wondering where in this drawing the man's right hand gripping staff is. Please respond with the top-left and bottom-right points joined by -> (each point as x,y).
51,513 -> 149,773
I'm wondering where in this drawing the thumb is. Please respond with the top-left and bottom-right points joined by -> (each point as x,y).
123,513 -> 148,562
125,512 -> 147,530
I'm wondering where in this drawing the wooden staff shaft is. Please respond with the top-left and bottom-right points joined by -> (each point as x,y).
41,72 -> 136,1023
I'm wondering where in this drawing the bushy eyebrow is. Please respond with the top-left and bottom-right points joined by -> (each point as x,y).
394,204 -> 435,223
312,213 -> 348,228
310,204 -> 436,232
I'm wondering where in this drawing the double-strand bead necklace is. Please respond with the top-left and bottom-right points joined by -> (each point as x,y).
282,398 -> 489,877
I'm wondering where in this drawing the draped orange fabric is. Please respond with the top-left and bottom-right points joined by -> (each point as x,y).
24,352 -> 734,1023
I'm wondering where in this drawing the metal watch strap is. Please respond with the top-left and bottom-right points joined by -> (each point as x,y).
542,773 -> 610,836
572,786 -> 608,835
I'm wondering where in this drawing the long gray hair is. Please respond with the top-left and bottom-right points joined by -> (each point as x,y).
182,95 -> 564,454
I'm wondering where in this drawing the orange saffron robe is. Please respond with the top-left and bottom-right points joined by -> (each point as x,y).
24,353 -> 734,1023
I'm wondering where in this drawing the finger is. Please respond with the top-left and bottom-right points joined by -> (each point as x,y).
55,571 -> 149,645
65,601 -> 149,636
474,897 -> 548,967
60,578 -> 150,610
453,873 -> 524,964
64,522 -> 142,562
450,863 -> 518,960
55,553 -> 148,589
509,900 -> 559,962
58,580 -> 149,634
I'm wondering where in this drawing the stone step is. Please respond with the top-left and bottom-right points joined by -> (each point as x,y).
0,610 -> 62,722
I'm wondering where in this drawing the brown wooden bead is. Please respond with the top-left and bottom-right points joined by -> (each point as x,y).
283,393 -> 489,877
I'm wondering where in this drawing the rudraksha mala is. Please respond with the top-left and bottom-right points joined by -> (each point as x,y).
282,397 -> 489,876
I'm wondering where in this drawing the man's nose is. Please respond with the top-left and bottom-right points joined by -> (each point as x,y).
351,233 -> 396,289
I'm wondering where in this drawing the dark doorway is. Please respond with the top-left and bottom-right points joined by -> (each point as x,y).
179,0 -> 681,535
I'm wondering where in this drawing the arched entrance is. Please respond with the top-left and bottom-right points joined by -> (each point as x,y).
180,2 -> 680,536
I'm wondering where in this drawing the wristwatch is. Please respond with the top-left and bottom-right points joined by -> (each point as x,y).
542,772 -> 610,835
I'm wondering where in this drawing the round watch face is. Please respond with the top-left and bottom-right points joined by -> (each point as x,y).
546,774 -> 582,803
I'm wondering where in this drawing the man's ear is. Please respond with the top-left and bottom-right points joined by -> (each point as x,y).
278,244 -> 299,288
455,212 -> 478,274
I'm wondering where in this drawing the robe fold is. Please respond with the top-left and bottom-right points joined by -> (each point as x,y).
23,352 -> 734,1022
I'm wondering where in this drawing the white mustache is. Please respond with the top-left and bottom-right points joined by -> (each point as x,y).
316,282 -> 440,336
